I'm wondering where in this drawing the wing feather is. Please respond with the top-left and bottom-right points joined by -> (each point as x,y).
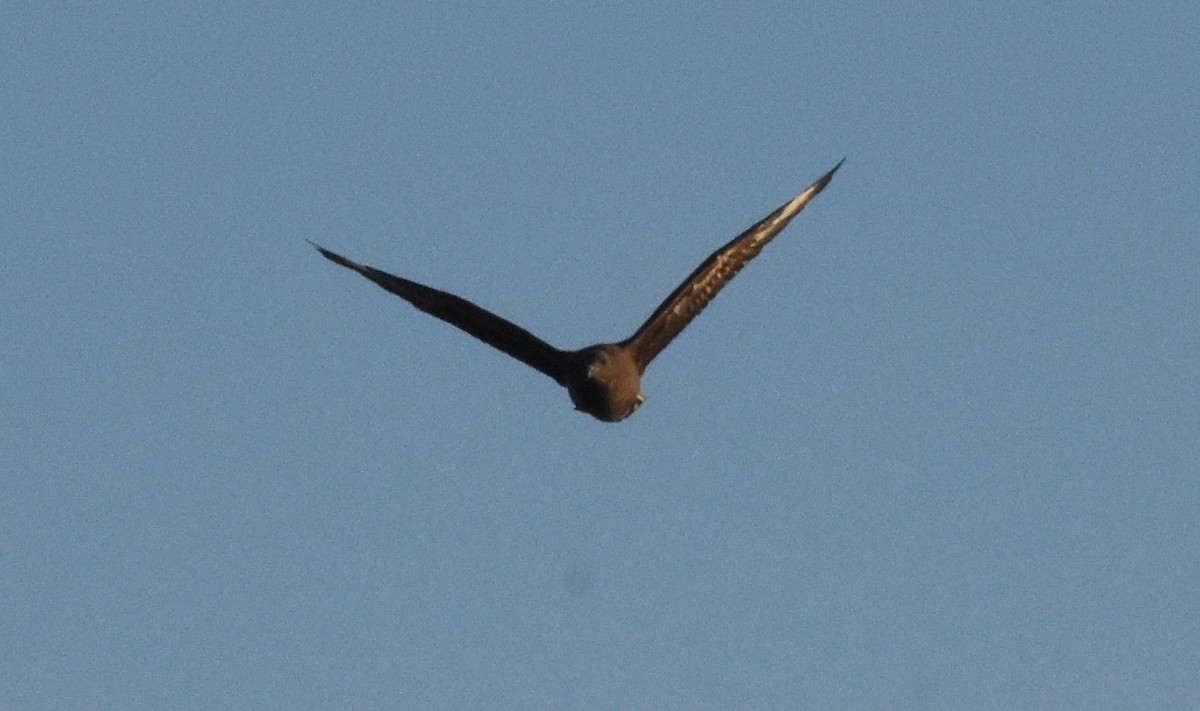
623,160 -> 842,371
310,243 -> 570,386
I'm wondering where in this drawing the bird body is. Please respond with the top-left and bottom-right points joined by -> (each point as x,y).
565,344 -> 645,422
311,160 -> 842,422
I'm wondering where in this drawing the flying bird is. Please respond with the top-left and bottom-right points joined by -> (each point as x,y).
311,160 -> 842,422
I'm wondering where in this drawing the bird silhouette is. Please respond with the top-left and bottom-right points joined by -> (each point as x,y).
311,160 -> 842,422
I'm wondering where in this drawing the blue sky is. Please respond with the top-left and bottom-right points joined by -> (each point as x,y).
3,3 -> 1198,708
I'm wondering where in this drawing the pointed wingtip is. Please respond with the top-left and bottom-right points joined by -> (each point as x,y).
820,156 -> 845,184
306,240 -> 362,272
305,239 -> 333,259
802,157 -> 845,199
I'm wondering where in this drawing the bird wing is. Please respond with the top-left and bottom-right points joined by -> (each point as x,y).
622,160 -> 842,372
310,243 -> 570,387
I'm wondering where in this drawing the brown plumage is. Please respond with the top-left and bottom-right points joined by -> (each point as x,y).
311,160 -> 842,422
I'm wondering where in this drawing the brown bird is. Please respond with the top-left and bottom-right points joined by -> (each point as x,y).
311,160 -> 842,422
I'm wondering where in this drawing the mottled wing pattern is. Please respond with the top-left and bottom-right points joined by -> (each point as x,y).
623,160 -> 843,372
310,243 -> 570,386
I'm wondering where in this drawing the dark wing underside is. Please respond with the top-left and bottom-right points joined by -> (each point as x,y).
622,160 -> 843,372
310,243 -> 570,386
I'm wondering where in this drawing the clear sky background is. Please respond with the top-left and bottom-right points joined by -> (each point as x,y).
3,3 -> 1197,709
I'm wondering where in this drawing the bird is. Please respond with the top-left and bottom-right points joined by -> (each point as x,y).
310,159 -> 842,422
